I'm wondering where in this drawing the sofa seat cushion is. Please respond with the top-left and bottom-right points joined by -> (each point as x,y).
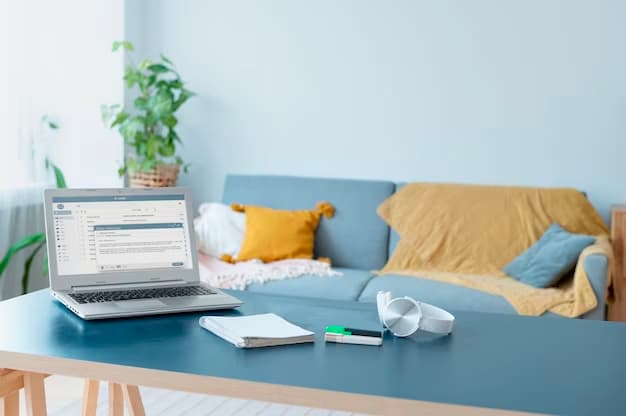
246,268 -> 373,301
358,274 -> 517,314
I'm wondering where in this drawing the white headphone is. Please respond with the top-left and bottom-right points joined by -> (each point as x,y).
376,291 -> 455,337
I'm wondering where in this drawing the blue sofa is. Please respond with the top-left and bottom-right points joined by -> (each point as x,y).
221,174 -> 609,320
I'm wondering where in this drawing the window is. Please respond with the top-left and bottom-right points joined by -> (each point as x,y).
0,0 -> 125,191
0,2 -> 33,188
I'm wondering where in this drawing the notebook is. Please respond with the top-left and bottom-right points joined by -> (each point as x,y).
199,313 -> 315,348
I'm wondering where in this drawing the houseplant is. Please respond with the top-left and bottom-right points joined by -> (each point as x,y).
101,40 -> 194,187
0,116 -> 66,295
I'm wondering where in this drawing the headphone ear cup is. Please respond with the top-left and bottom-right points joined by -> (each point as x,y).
381,296 -> 422,337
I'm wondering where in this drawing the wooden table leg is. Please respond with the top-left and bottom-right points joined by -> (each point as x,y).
81,380 -> 100,416
108,383 -> 123,416
121,384 -> 145,416
1,391 -> 19,416
23,373 -> 47,416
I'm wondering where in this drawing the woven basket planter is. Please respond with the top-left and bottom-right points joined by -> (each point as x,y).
129,164 -> 180,188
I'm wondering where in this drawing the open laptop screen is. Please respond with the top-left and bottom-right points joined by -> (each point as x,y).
50,194 -> 193,276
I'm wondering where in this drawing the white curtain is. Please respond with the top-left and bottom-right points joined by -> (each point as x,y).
0,0 -> 125,299
0,2 -> 56,299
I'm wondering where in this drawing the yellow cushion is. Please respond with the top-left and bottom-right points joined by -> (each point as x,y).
226,202 -> 334,263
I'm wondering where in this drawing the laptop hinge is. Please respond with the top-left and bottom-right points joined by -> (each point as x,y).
71,280 -> 188,293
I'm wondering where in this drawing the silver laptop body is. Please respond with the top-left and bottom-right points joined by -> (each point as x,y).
44,187 -> 242,320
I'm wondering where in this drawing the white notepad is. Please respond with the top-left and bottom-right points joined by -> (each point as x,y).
199,313 -> 315,348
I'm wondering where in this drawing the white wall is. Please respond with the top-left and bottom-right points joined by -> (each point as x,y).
127,0 -> 626,220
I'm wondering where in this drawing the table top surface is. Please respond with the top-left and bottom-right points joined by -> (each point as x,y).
1,289 -> 625,415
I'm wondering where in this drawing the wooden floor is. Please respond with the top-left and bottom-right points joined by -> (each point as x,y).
28,376 -> 368,415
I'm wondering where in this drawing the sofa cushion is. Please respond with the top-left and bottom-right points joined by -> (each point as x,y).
222,175 -> 395,270
246,268 -> 373,301
503,223 -> 596,288
234,203 -> 331,263
358,274 -> 517,314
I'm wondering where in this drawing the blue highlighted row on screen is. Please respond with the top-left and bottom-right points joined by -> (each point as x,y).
93,223 -> 184,231
51,195 -> 185,202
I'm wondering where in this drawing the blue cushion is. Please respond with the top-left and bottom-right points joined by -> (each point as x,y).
246,268 -> 373,301
222,175 -> 395,270
503,224 -> 596,288
358,274 -> 517,314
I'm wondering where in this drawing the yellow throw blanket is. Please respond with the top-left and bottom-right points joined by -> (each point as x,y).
377,183 -> 612,317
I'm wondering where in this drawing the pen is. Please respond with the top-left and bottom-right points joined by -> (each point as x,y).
324,333 -> 382,346
325,326 -> 382,338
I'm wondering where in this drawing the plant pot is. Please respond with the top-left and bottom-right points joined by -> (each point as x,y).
129,163 -> 180,188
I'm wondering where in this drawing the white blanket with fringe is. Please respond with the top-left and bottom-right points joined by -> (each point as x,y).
198,253 -> 342,290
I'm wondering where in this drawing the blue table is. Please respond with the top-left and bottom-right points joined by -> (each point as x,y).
0,289 -> 624,415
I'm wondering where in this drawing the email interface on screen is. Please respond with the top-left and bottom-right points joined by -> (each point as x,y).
51,194 -> 193,276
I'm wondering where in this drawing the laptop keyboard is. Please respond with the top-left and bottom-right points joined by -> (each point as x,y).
69,286 -> 216,304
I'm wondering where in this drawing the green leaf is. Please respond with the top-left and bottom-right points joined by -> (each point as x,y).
155,80 -> 169,89
0,233 -> 46,279
141,159 -> 156,172
21,241 -> 45,294
113,40 -> 134,52
155,79 -> 183,91
117,167 -> 126,177
124,66 -> 141,89
138,74 -> 157,94
173,89 -> 195,111
145,135 -> 162,159
119,117 -> 145,140
111,111 -> 129,128
160,53 -> 174,66
135,139 -> 146,156
167,129 -> 181,144
162,115 -> 177,128
48,121 -> 59,129
133,97 -> 148,110
158,143 -> 175,157
147,63 -> 169,74
126,158 -> 140,173
169,79 -> 183,89
144,112 -> 158,125
139,58 -> 153,71
100,104 -> 121,124
49,162 -> 67,188
125,78 -> 136,89
148,90 -> 174,117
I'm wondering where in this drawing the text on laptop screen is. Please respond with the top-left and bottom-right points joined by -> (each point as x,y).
51,194 -> 193,276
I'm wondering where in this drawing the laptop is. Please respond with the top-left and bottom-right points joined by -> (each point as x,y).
43,187 -> 242,320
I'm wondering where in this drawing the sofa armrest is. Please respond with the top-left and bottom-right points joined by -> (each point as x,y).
581,253 -> 609,320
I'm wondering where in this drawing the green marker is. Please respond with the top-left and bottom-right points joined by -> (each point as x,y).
325,326 -> 382,338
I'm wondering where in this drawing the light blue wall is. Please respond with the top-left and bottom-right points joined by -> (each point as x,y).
126,0 -> 626,221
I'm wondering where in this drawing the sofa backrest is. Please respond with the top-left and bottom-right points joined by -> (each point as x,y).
387,182 -> 405,258
222,175 -> 395,270
386,184 -> 592,260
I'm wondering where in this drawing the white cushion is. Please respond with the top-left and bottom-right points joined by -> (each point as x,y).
194,203 -> 245,258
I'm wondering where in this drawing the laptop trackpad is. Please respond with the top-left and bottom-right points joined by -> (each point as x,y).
114,300 -> 166,310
